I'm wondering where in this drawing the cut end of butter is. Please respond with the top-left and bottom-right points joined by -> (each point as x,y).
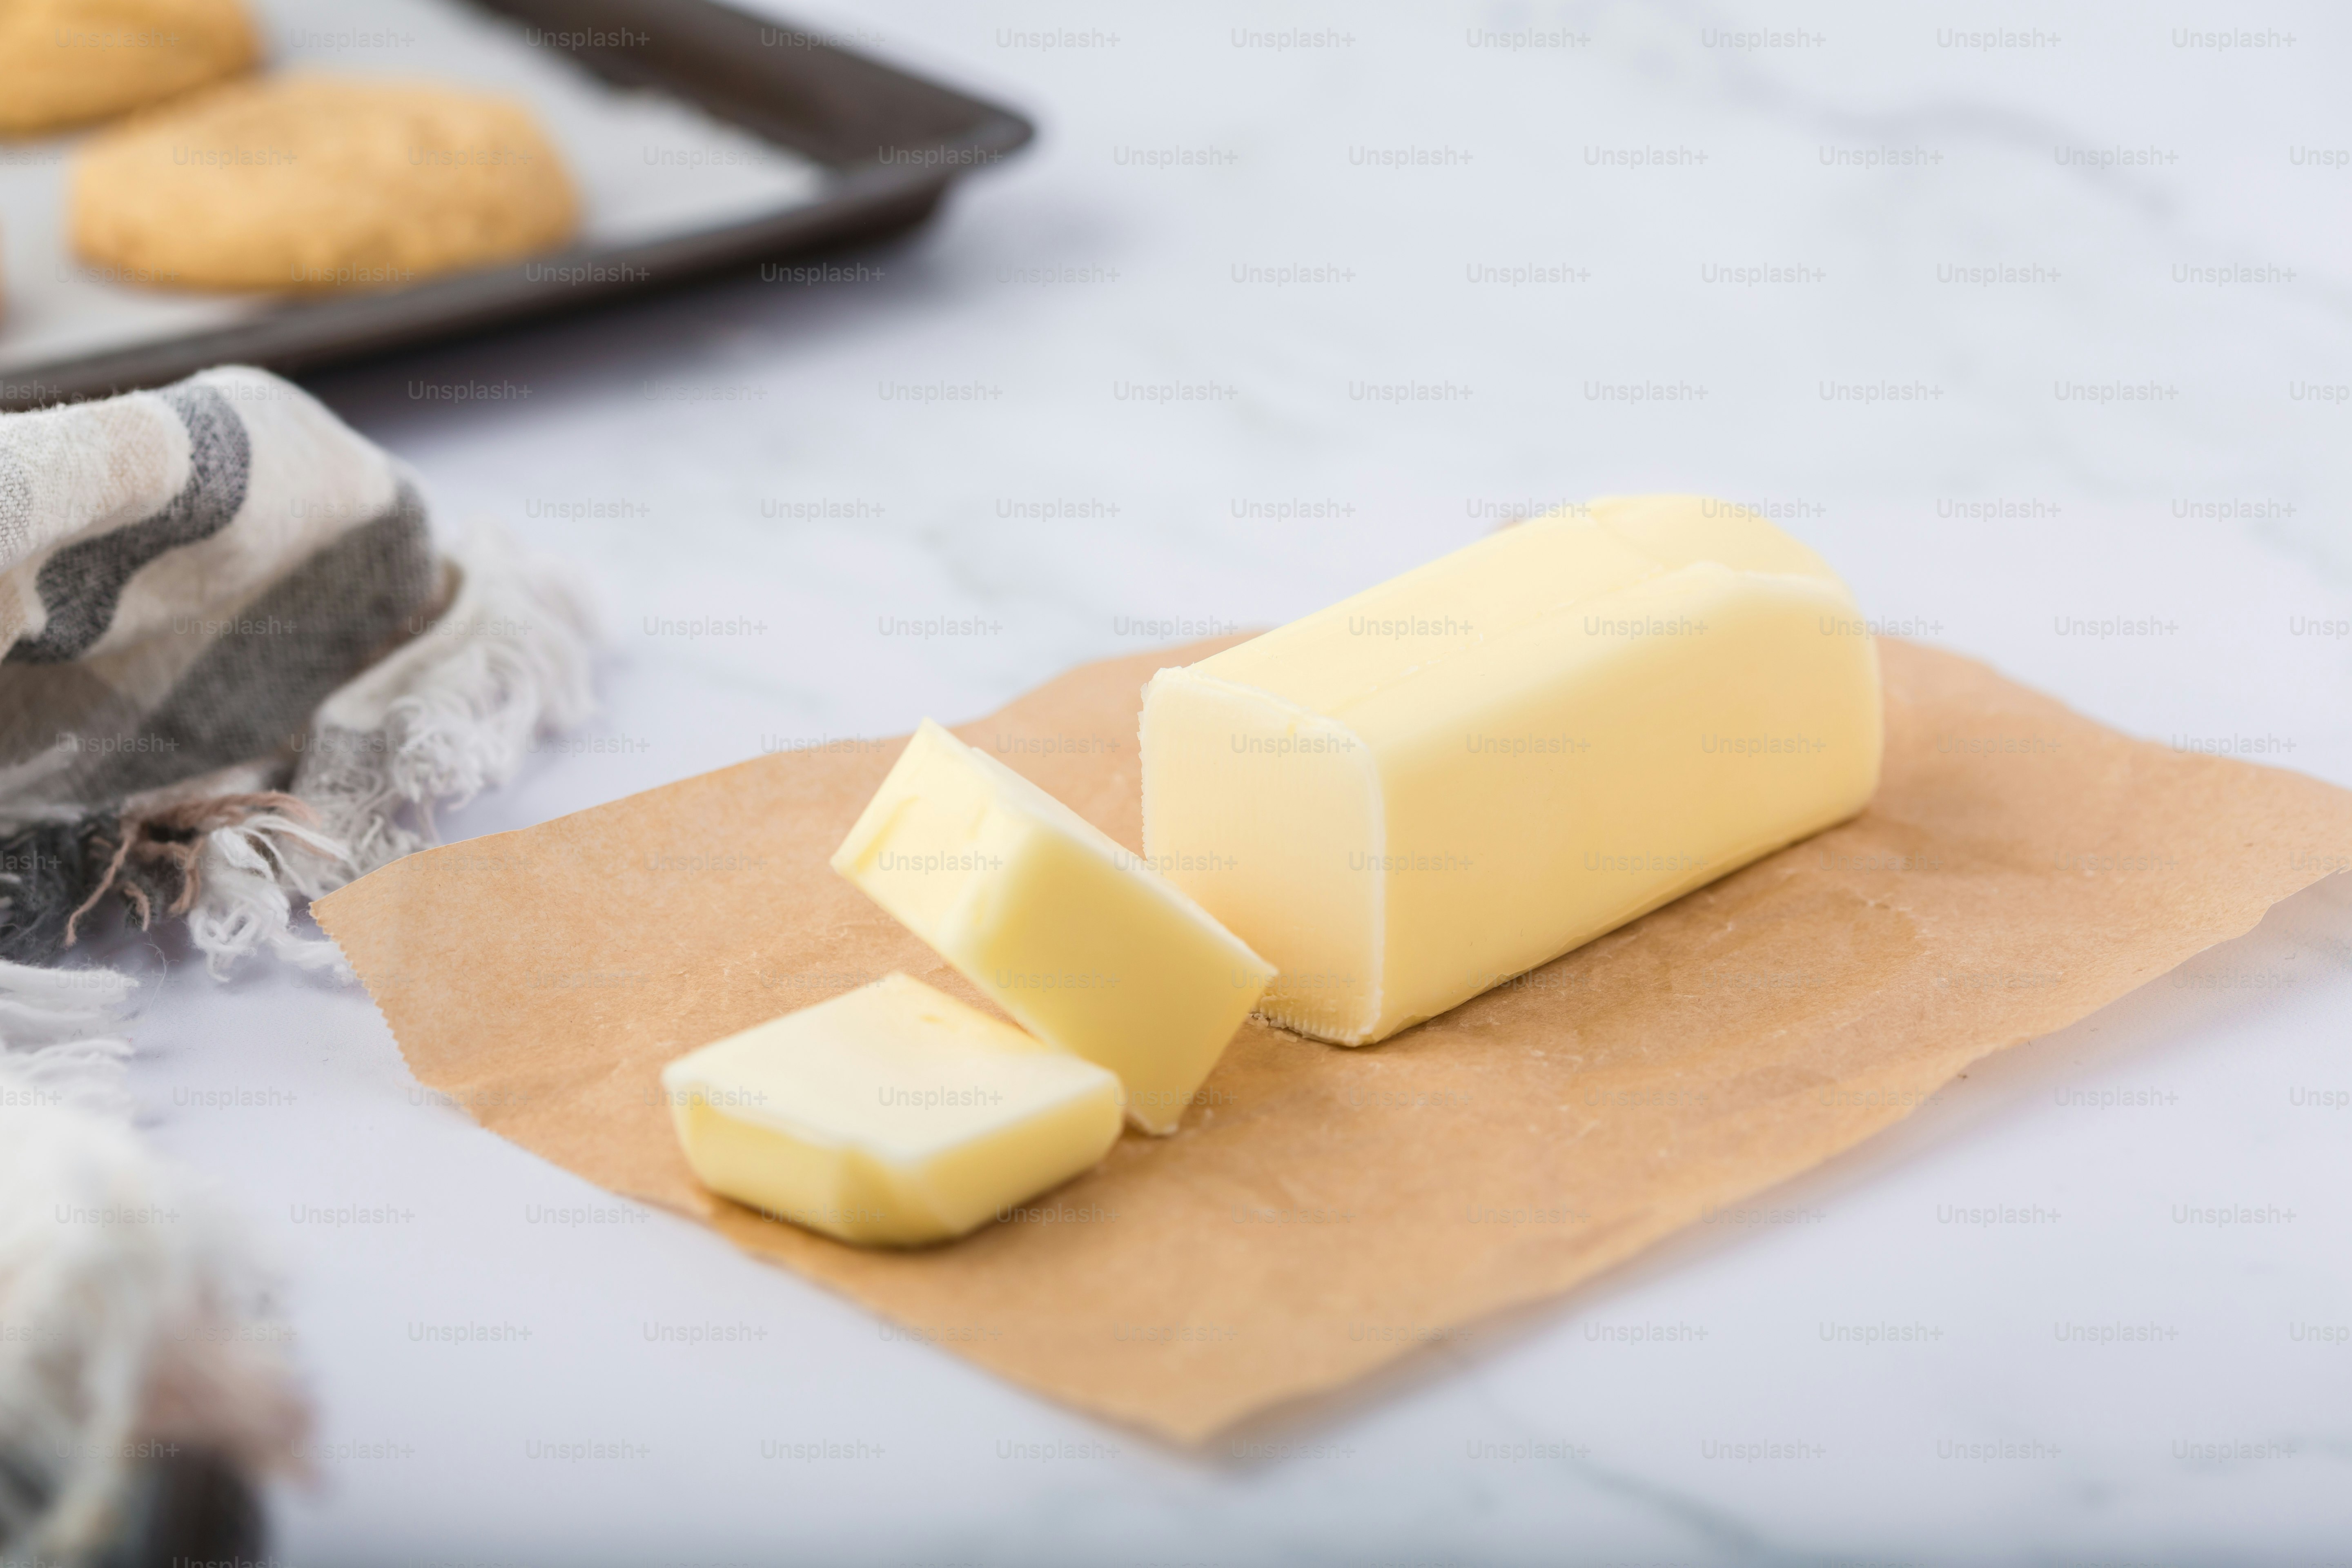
830,720 -> 1275,1135
1141,495 -> 1885,1046
659,973 -> 1123,1247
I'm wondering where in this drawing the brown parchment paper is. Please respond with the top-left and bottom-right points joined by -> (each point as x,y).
314,638 -> 2352,1441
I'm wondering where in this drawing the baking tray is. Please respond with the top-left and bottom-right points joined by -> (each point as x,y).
0,0 -> 1031,410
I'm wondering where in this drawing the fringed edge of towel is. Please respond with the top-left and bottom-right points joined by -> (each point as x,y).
27,524 -> 597,979
273,520 -> 598,945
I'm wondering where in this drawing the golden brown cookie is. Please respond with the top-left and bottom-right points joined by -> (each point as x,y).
70,74 -> 581,292
0,0 -> 259,136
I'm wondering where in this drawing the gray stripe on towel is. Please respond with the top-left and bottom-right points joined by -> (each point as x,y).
6,383 -> 253,665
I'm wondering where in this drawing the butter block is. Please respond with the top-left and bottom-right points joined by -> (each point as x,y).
1140,495 -> 1884,1045
831,720 -> 1274,1134
660,973 -> 1122,1246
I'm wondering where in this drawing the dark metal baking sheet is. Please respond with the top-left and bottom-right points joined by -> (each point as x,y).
0,0 -> 1031,410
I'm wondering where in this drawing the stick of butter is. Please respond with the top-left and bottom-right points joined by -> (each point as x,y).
830,721 -> 1275,1134
659,973 -> 1123,1246
1140,495 -> 1884,1045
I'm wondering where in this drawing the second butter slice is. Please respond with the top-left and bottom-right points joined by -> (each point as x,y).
831,720 -> 1274,1134
661,973 -> 1121,1247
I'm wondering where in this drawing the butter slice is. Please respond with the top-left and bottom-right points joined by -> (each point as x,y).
1140,495 -> 1884,1045
831,721 -> 1274,1134
660,973 -> 1122,1246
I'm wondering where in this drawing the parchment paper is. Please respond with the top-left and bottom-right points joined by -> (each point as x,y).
314,637 -> 2352,1441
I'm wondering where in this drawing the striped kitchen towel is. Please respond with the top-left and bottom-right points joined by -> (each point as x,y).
0,364 -> 592,975
0,365 -> 592,1558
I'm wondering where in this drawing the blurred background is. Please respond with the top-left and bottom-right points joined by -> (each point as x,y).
300,0 -> 2351,813
6,0 -> 2348,1562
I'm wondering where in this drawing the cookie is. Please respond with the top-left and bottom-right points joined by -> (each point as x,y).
0,0 -> 259,136
70,74 -> 581,292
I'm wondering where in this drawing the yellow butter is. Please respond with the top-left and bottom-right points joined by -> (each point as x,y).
830,721 -> 1274,1134
659,972 -> 1122,1246
1140,495 -> 1884,1045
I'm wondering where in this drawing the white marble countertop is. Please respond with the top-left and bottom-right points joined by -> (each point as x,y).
122,0 -> 2352,1561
